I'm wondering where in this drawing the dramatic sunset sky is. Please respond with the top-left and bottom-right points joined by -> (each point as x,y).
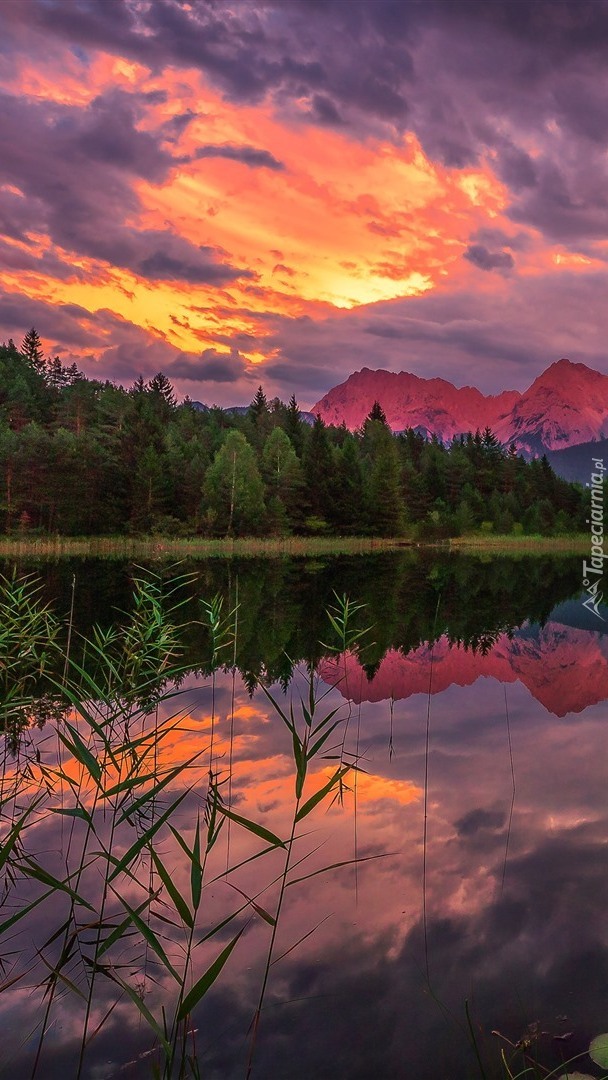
2,0 -> 608,406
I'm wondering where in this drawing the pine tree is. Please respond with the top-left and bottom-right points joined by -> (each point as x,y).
21,328 -> 45,375
249,385 -> 269,422
148,372 -> 177,410
285,393 -> 304,455
364,424 -> 404,536
302,415 -> 334,524
330,435 -> 365,533
366,400 -> 388,425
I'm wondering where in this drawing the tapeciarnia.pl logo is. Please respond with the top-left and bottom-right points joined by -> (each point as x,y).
582,457 -> 605,620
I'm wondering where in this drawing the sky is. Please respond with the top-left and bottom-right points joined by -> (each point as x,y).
2,0 -> 608,407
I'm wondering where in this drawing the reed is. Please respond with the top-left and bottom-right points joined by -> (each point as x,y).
0,572 -> 369,1077
0,534 -> 413,561
448,533 -> 588,554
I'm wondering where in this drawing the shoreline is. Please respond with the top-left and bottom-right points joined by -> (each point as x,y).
0,533 -> 588,559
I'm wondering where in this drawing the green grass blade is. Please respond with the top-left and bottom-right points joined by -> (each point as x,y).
177,928 -> 244,1020
108,790 -> 189,882
50,806 -> 93,827
216,805 -> 285,849
150,849 -> 193,929
21,859 -> 95,911
295,766 -> 349,822
57,721 -> 102,784
114,893 -> 180,982
191,813 -> 202,910
115,753 -> 201,824
97,892 -> 158,957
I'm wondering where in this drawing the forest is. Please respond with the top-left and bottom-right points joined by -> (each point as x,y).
0,329 -> 588,538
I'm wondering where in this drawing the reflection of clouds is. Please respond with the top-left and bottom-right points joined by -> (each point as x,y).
2,621 -> 607,1078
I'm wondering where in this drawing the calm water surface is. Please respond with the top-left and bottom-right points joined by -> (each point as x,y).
1,553 -> 606,1079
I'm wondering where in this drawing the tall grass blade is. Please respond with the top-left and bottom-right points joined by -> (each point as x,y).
177,928 -> 244,1021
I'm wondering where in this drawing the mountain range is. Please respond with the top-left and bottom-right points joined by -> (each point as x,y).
311,358 -> 608,463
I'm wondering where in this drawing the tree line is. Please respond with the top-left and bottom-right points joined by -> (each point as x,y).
0,329 -> 588,538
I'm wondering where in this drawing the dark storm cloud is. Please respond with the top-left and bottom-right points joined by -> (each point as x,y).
508,156 -> 608,244
169,348 -> 248,383
0,291 -> 107,347
464,245 -> 515,273
455,807 -> 506,837
191,830 -> 608,1079
0,239 -> 88,281
308,93 -> 346,126
193,144 -> 285,169
471,227 -> 530,252
263,359 -> 336,393
5,1 -> 608,251
0,89 -> 252,284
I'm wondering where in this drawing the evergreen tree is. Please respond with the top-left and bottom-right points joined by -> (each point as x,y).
302,415 -> 334,525
148,372 -> 177,412
21,328 -> 45,375
366,400 -> 388,425
0,425 -> 18,531
330,435 -> 365,533
363,422 -> 404,536
285,394 -> 304,455
249,385 -> 269,422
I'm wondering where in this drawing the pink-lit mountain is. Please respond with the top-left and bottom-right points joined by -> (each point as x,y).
311,359 -> 608,452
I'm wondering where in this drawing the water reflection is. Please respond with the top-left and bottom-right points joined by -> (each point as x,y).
0,554 -> 606,1079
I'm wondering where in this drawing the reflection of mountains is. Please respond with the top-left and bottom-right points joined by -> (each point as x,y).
321,620 -> 608,717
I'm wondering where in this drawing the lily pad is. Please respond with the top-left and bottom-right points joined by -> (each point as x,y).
590,1032 -> 608,1068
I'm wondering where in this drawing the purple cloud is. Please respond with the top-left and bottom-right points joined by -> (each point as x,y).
463,245 -> 515,273
193,144 -> 285,169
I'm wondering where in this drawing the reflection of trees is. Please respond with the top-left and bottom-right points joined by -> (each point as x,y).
1,552 -> 583,731
1,567 -> 190,749
0,572 -> 67,750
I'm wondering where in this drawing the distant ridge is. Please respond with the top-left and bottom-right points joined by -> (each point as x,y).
311,359 -> 608,455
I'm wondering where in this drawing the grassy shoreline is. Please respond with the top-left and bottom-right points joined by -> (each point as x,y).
448,532 -> 588,553
0,532 -> 589,559
0,534 -> 416,559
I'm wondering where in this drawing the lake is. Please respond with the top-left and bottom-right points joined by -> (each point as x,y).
0,552 -> 606,1079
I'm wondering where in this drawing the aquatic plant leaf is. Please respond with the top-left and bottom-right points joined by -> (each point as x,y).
0,795 -> 45,871
216,805 -> 285,849
0,889 -> 54,935
295,766 -> 349,822
21,858 -> 94,910
191,813 -> 202,910
229,884 -> 275,926
286,851 -> 394,888
50,806 -> 93,827
306,718 -> 343,761
114,894 -> 180,982
100,966 -> 170,1051
97,893 -> 158,957
150,850 -> 193,928
590,1033 -> 608,1068
177,928 -> 244,1020
115,753 -> 201,824
57,721 -> 102,784
108,790 -> 189,881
